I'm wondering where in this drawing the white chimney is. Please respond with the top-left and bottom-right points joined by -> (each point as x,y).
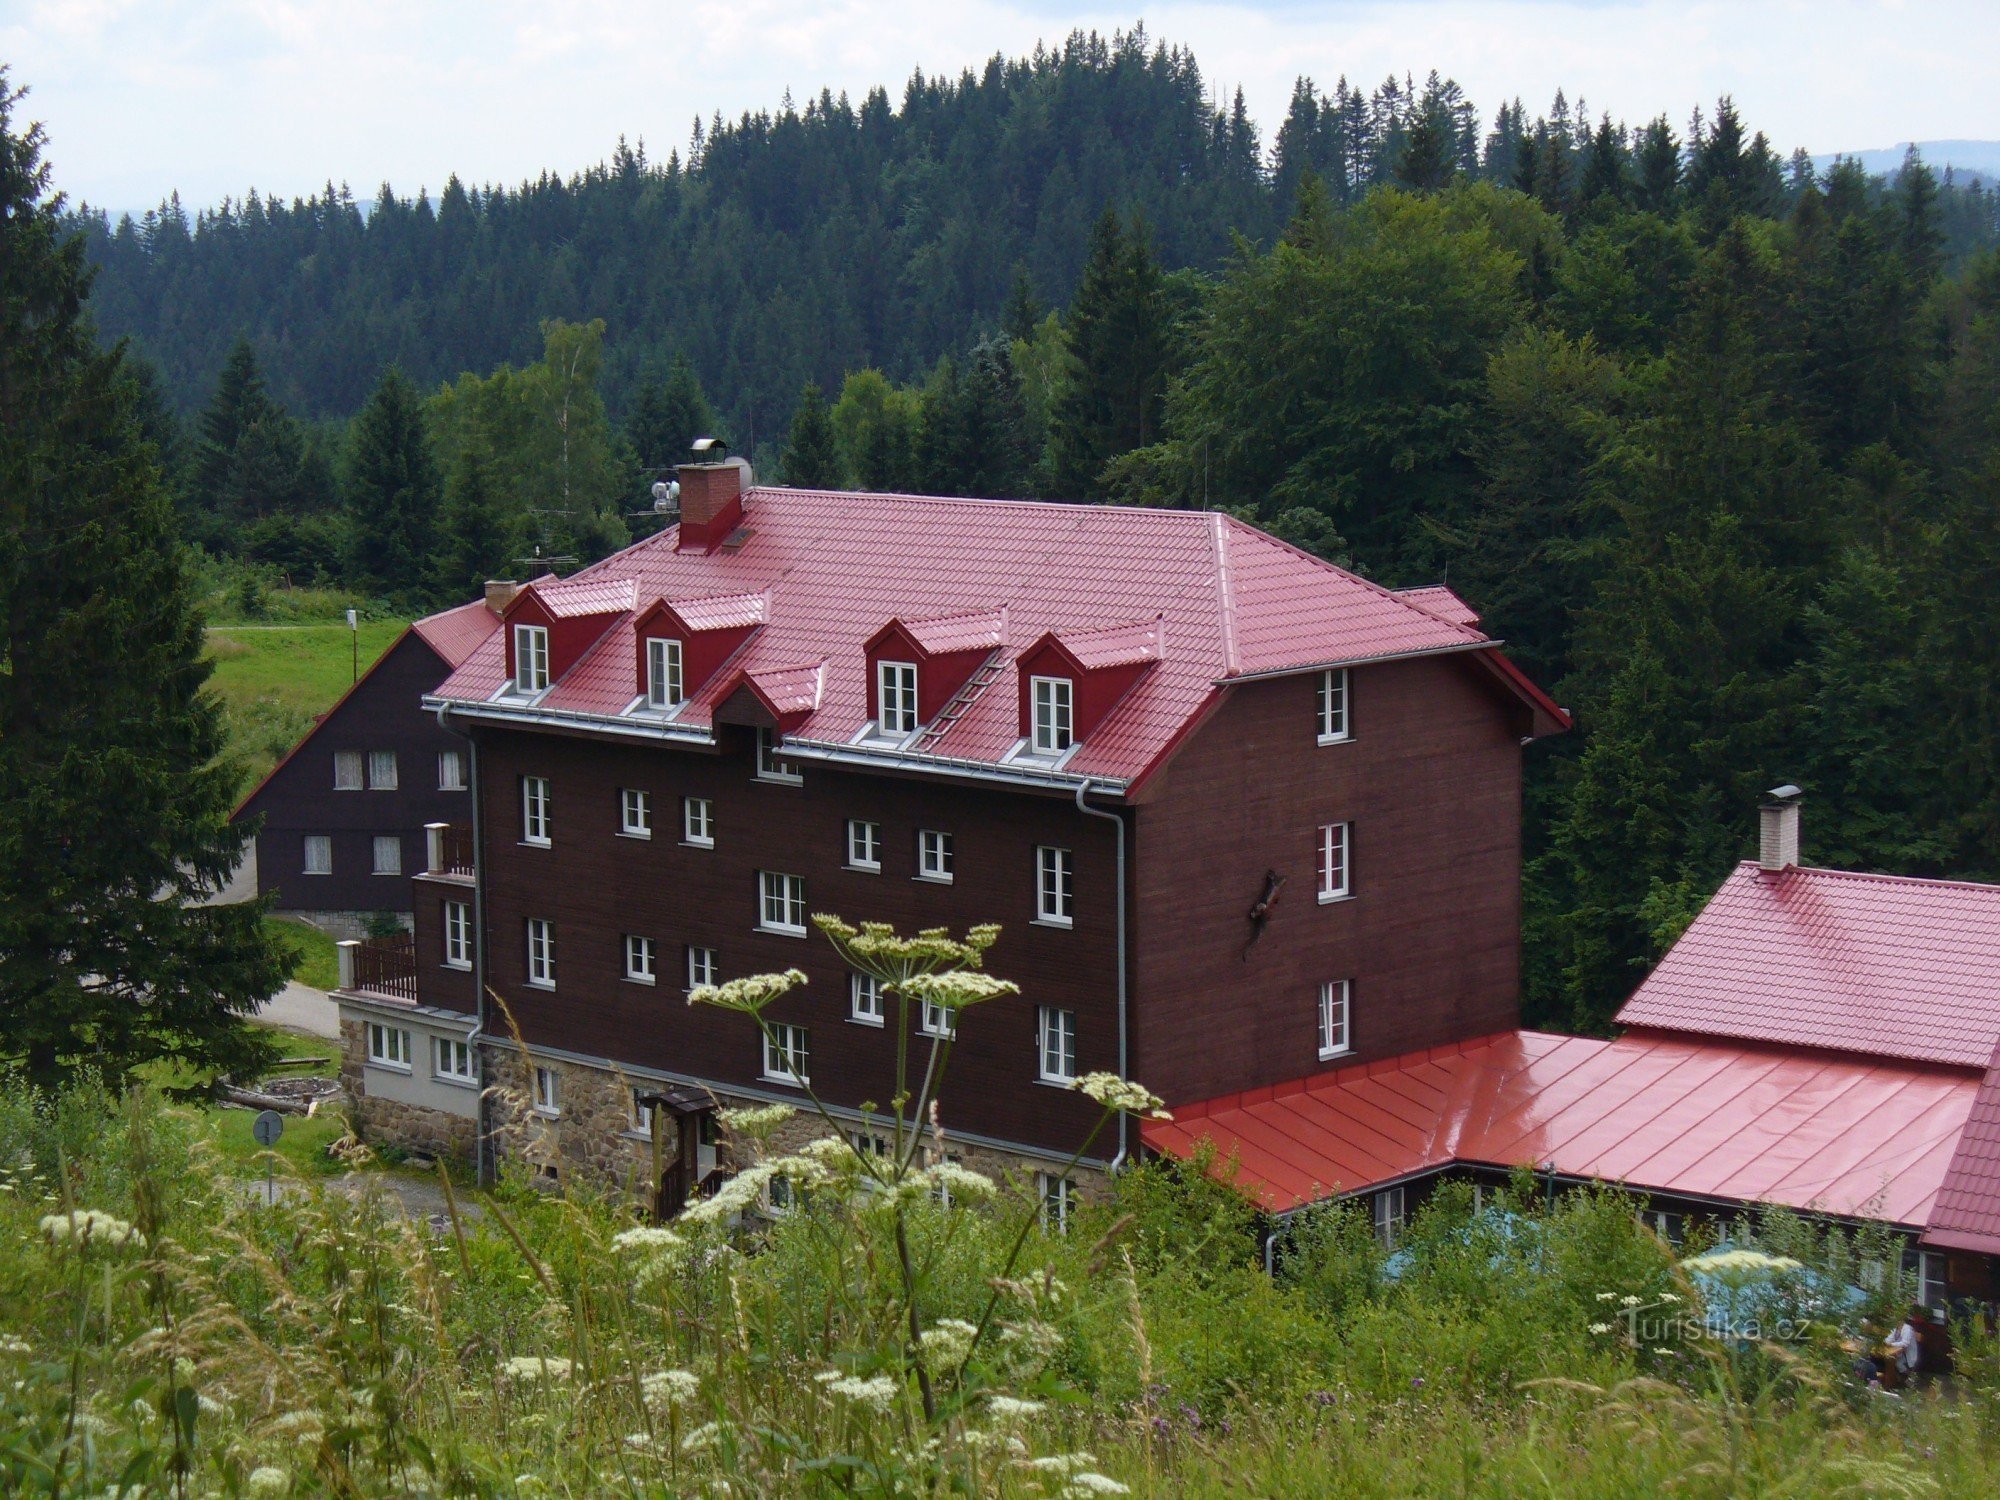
1758,785 -> 1803,872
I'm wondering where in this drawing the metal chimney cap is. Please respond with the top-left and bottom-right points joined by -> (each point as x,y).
1765,784 -> 1804,804
690,436 -> 729,462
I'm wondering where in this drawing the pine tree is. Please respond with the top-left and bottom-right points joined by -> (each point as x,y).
193,336 -> 272,502
1895,148 -> 1945,285
344,367 -> 441,594
1634,117 -> 1680,213
780,382 -> 845,488
1047,211 -> 1168,500
0,79 -> 290,1086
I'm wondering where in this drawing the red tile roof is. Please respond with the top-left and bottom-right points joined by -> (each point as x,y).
1144,1030 -> 1983,1229
432,488 -> 1564,786
410,598 -> 504,668
1924,1039 -> 2000,1253
1394,584 -> 1481,628
1616,863 -> 2000,1070
899,608 -> 1010,655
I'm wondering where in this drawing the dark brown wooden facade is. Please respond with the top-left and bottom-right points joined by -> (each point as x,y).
235,631 -> 474,917
426,648 -> 1537,1161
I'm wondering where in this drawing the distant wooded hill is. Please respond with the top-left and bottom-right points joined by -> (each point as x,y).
67,28 -> 2000,446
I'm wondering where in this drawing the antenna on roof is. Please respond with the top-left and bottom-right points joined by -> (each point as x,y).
628,476 -> 680,520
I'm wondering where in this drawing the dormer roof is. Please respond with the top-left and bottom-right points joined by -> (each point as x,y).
432,487 -> 1564,789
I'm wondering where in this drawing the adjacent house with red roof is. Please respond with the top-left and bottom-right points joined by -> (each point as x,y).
232,597 -> 502,932
331,451 -> 1564,1211
1145,790 -> 2000,1308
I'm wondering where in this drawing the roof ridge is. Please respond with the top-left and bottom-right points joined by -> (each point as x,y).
1744,861 -> 2000,897
1214,512 -> 1489,645
1209,512 -> 1239,678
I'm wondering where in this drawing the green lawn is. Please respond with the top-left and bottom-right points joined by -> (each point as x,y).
205,617 -> 406,793
265,915 -> 341,990
206,1103 -> 351,1178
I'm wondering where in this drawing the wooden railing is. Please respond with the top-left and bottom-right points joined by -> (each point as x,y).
424,822 -> 476,876
343,932 -> 418,1002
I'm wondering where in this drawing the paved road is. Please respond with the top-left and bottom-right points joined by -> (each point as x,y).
257,981 -> 341,1039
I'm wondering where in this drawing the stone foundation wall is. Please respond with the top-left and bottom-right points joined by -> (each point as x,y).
338,1018 -> 478,1165
286,910 -> 415,942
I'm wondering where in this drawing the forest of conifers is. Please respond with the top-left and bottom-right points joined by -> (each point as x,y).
60,29 -> 2000,1035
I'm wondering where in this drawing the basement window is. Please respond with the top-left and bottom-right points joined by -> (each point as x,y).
366,1022 -> 411,1070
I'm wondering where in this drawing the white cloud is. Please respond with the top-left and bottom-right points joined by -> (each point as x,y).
6,0 -> 1993,215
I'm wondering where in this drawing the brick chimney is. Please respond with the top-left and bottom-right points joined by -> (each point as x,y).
1758,784 -> 1803,872
677,438 -> 747,551
484,579 -> 518,614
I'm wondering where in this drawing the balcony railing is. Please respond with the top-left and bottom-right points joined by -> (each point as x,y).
424,821 -> 475,877
338,932 -> 418,1002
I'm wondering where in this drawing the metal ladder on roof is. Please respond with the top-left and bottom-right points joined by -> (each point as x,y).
914,649 -> 1007,753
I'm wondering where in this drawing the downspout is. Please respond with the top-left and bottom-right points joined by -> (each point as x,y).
437,703 -> 492,1186
1074,779 -> 1129,1172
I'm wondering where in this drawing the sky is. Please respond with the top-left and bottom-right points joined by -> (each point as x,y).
6,0 -> 1995,217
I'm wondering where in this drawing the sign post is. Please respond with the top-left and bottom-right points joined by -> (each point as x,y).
347,608 -> 359,685
253,1109 -> 285,1206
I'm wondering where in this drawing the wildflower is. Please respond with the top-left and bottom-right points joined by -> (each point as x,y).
687,970 -> 807,1014
39,1209 -> 143,1248
1070,1073 -> 1171,1119
919,1318 -> 979,1366
815,916 -> 1001,973
915,1161 -> 997,1202
1679,1249 -> 1803,1276
816,1371 -> 899,1411
501,1356 -> 574,1381
1589,1322 -> 1614,1335
681,1422 -> 724,1454
1658,1293 -> 1682,1304
1065,1477 -> 1131,1497
1595,1292 -> 1619,1302
246,1468 -> 291,1498
612,1226 -> 685,1253
1619,1295 -> 1643,1307
718,1103 -> 797,1135
986,1395 -> 1046,1422
1025,1453 -> 1097,1473
0,1336 -> 30,1356
1651,1347 -> 1675,1355
899,971 -> 1022,1010
640,1369 -> 701,1410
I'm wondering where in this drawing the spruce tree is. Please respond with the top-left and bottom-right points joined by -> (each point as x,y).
780,382 -> 845,488
1634,117 -> 1680,213
431,446 -> 510,601
625,354 -> 717,472
193,336 -> 272,501
1048,211 -> 1167,500
0,79 -> 290,1086
344,367 -> 441,595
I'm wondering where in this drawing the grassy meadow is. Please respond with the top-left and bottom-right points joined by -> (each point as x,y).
204,618 -> 406,795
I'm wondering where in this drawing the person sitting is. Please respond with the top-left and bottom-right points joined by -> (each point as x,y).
1884,1305 -> 1924,1385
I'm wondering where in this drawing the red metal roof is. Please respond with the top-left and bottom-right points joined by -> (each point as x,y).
410,598 -> 503,668
1616,863 -> 2000,1070
898,608 -> 1011,655
433,488 -> 1561,785
1143,1030 -> 1983,1230
1394,584 -> 1480,627
1924,1039 -> 2000,1253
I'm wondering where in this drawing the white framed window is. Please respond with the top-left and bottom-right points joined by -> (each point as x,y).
1317,821 -> 1351,902
877,659 -> 919,735
372,835 -> 403,876
931,1149 -> 966,1206
438,749 -> 467,791
686,945 -> 718,990
1036,846 -> 1073,925
917,829 -> 954,883
1038,1006 -> 1076,1083
850,972 -> 884,1025
1031,676 -> 1074,754
367,750 -> 398,790
303,835 -> 332,875
758,871 -> 807,935
443,900 -> 472,969
522,776 -> 551,845
514,623 -> 550,694
683,796 -> 714,847
1373,1185 -> 1405,1249
919,997 -> 956,1039
631,1088 -> 656,1134
755,727 -> 801,784
1912,1248 -> 1949,1312
846,818 -> 882,871
1039,1172 -> 1075,1234
434,1036 -> 475,1083
1318,980 -> 1351,1060
849,1129 -> 891,1159
333,750 -> 363,791
366,1022 -> 411,1069
646,636 -> 684,709
620,787 -> 652,837
532,1065 -> 560,1115
525,917 -> 555,988
1317,667 -> 1350,744
624,934 -> 656,984
763,1023 -> 810,1086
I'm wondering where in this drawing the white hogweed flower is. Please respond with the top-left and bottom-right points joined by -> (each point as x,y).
717,1102 -> 797,1135
40,1209 -> 144,1248
611,1226 -> 684,1254
687,969 -> 807,1014
1064,1474 -> 1131,1496
816,1371 -> 900,1412
985,1395 -> 1046,1422
1070,1073 -> 1171,1119
898,971 -> 1021,1010
501,1356 -> 574,1381
246,1467 -> 291,1498
640,1369 -> 701,1410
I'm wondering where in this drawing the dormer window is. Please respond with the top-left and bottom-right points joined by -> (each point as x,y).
514,624 -> 550,695
877,660 -> 919,736
647,637 -> 685,710
1031,677 -> 1074,754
